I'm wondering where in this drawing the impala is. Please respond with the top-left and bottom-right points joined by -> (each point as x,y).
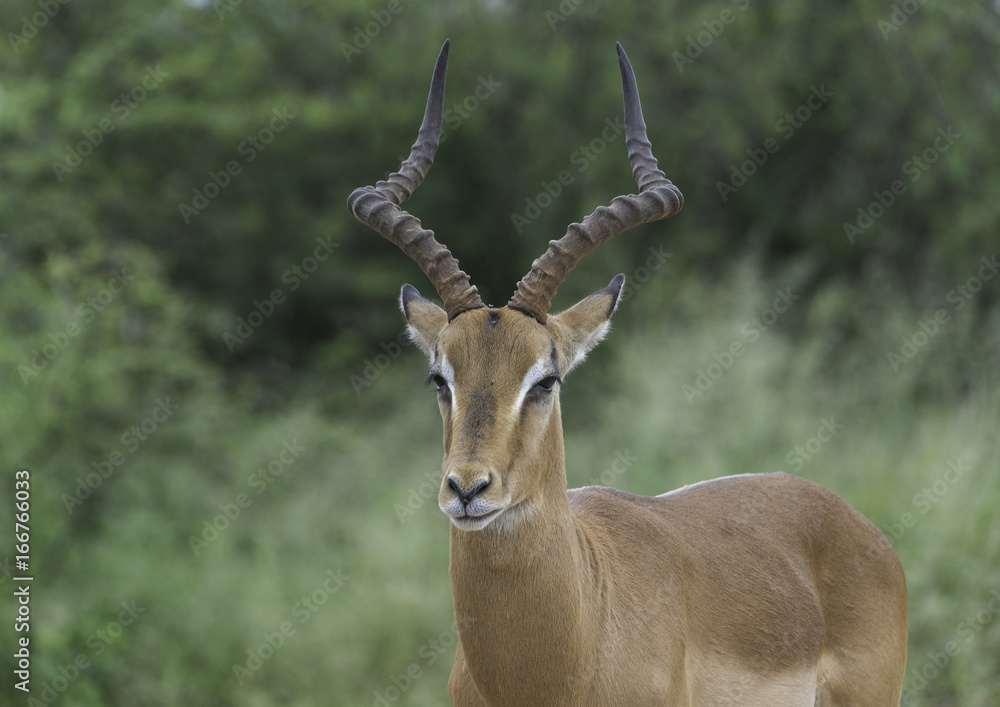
349,40 -> 908,706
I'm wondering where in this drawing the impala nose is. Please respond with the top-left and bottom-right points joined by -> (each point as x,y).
446,475 -> 491,504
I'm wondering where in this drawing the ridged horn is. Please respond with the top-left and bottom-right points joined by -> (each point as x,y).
508,42 -> 684,324
348,39 -> 484,320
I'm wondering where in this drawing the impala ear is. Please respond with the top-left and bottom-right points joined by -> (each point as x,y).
550,274 -> 624,375
401,284 -> 448,359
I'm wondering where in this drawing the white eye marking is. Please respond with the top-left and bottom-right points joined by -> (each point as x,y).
511,356 -> 550,415
439,353 -> 455,397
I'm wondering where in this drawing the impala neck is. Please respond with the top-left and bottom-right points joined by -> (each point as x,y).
448,413 -> 599,703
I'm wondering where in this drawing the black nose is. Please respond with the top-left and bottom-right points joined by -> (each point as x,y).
447,476 -> 491,503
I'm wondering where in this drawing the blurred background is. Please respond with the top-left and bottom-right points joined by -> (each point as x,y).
1,0 -> 999,704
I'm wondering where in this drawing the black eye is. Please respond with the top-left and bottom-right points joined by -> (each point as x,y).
426,373 -> 450,397
529,376 -> 560,396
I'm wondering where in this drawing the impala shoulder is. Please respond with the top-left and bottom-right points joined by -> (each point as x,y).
568,484 -> 665,512
567,485 -> 679,534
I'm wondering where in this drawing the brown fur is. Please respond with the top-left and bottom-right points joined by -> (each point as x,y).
402,286 -> 908,706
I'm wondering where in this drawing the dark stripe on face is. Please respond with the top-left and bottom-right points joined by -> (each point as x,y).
461,389 -> 497,454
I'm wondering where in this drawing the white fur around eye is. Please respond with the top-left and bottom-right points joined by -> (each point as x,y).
439,354 -> 455,391
511,356 -> 550,415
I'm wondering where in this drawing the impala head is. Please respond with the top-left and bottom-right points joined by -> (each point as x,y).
348,40 -> 683,531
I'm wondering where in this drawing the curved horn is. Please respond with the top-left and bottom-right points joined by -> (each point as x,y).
348,39 -> 484,320
508,42 -> 684,323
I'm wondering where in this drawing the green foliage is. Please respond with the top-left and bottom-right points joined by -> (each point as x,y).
1,0 -> 999,704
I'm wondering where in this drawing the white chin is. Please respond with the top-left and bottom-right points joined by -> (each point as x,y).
448,508 -> 503,531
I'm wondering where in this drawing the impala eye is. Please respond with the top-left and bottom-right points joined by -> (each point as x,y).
529,375 -> 560,396
426,373 -> 451,401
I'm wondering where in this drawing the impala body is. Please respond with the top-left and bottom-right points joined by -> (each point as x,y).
349,40 -> 908,706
